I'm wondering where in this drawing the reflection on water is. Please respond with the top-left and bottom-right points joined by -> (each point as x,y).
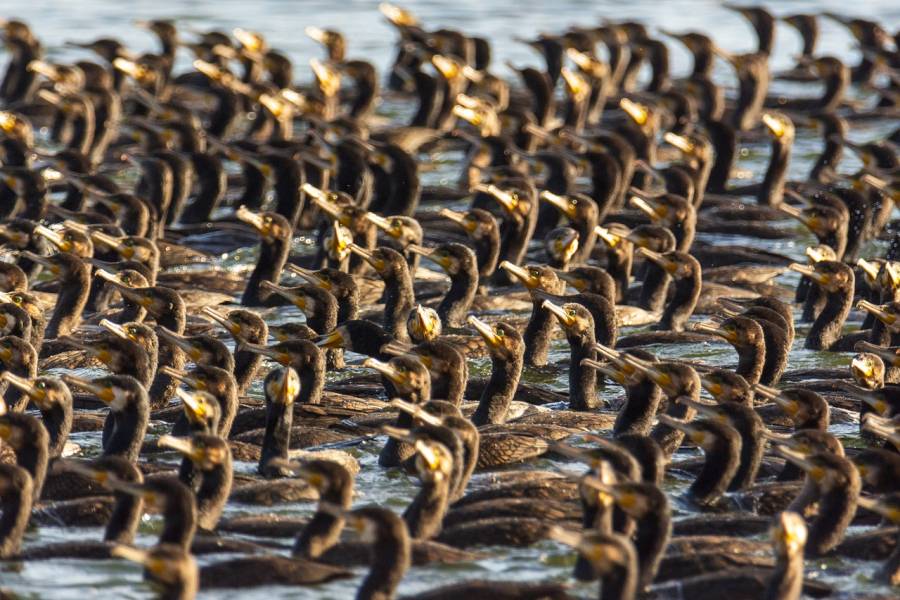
2,0 -> 899,597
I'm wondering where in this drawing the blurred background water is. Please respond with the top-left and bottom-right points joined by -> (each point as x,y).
1,0 -> 899,598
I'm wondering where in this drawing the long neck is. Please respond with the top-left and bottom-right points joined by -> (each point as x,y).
17,441 -> 48,504
600,560 -> 638,600
734,341 -> 766,386
196,461 -> 232,531
567,331 -> 598,411
615,378 -> 662,436
764,551 -> 804,600
811,138 -> 842,183
758,137 -> 791,206
0,482 -> 32,558
634,506 -> 672,591
689,436 -> 740,506
42,402 -> 73,458
403,474 -> 451,540
104,491 -> 143,544
759,324 -> 788,386
524,299 -> 556,366
657,273 -> 700,331
651,399 -> 696,459
297,351 -> 325,405
806,478 -> 859,556
293,482 -> 351,559
159,495 -> 198,551
104,403 -> 148,463
806,285 -> 853,351
45,263 -> 90,338
357,526 -> 411,600
729,420 -> 765,491
639,265 -> 670,313
733,67 -> 768,131
149,343 -> 185,408
473,351 -> 523,425
242,237 -> 290,306
438,270 -> 478,328
382,271 -> 415,342
260,402 -> 292,471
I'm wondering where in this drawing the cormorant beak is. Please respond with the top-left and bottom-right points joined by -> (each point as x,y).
540,191 -> 577,220
691,321 -> 738,343
804,245 -> 833,264
1,372 -> 42,402
637,246 -> 677,274
468,315 -> 502,348
676,396 -> 724,422
776,201 -> 805,222
561,67 -> 589,101
364,212 -> 396,235
363,357 -> 406,385
413,439 -> 443,473
90,229 -> 133,257
857,300 -> 897,327
260,280 -> 309,312
629,194 -> 665,221
32,224 -> 69,252
473,183 -> 519,214
431,54 -> 461,81
161,366 -> 204,391
850,353 -> 882,382
774,445 -> 826,481
379,2 -> 419,27
657,414 -> 703,444
21,251 -> 61,276
619,97 -> 650,126
787,263 -> 828,285
304,26 -> 328,44
157,434 -> 205,463
581,357 -> 628,385
0,223 -> 29,246
854,342 -> 900,368
99,318 -> 130,341
316,327 -> 347,349
856,496 -> 900,524
553,270 -> 587,292
408,244 -> 446,270
752,383 -> 800,416
410,304 -> 440,339
62,374 -> 115,403
325,222 -> 353,258
566,48 -> 608,78
542,300 -> 576,327
310,58 -> 341,97
233,28 -> 264,52
258,93 -> 288,118
286,264 -> 329,291
271,367 -> 300,405
593,224 -> 627,249
174,387 -> 210,424
241,341 -> 292,366
663,132 -> 697,155
112,58 -> 153,83
439,208 -> 478,234
380,423 -> 416,444
699,376 -> 724,398
348,243 -> 386,272
772,511 -> 808,557
762,112 -> 791,139
389,399 -> 443,427
201,306 -> 242,338
620,354 -> 670,389
856,258 -> 881,284
499,260 -> 539,288
884,262 -> 900,289
0,111 -> 22,134
157,327 -> 203,361
235,205 -> 270,237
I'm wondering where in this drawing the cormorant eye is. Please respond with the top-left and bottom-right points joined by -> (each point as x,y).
35,381 -> 46,390
567,309 -> 577,318
494,328 -> 505,337
123,239 -> 134,247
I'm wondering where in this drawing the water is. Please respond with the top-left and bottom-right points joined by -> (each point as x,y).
2,0 -> 900,597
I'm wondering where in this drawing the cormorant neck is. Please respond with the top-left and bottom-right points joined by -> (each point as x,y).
689,432 -> 740,506
639,263 -> 669,313
260,402 -> 292,473
45,259 -> 90,339
524,297 -> 557,366
805,284 -> 853,350
438,267 -> 478,328
657,271 -> 701,331
764,550 -> 804,600
473,350 -> 524,425
758,136 -> 792,206
196,460 -> 232,531
403,472 -> 451,540
382,268 -> 415,342
614,378 -> 663,436
0,479 -> 31,558
104,490 -> 143,544
242,236 -> 290,306
103,400 -> 149,463
358,519 -> 411,600
567,329 -> 599,411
